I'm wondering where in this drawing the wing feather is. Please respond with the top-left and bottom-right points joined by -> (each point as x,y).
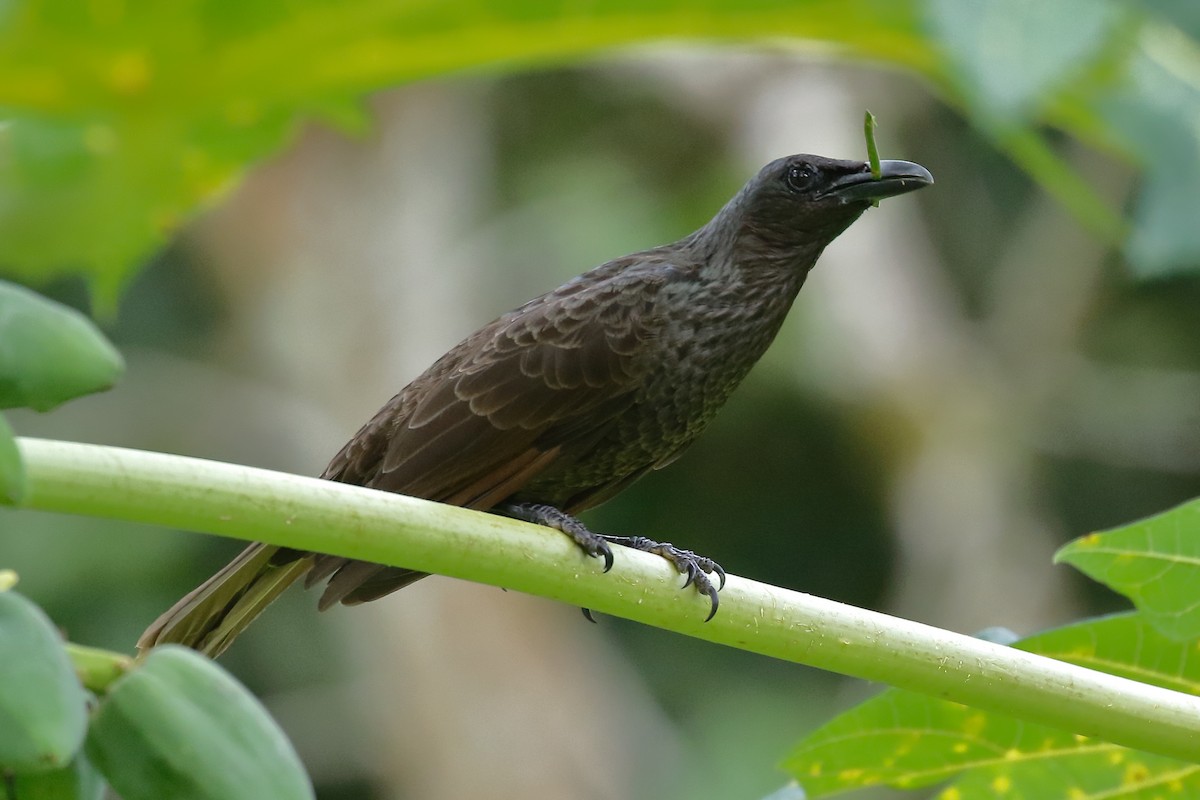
312,259 -> 687,607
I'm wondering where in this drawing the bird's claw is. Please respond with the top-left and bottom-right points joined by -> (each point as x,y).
497,503 -> 724,621
698,573 -> 720,623
565,524 -> 614,573
500,502 -> 613,571
676,554 -> 725,592
610,536 -> 725,621
680,559 -> 698,589
588,539 -> 615,573
665,545 -> 722,622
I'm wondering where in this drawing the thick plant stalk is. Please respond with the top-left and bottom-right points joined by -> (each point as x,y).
13,437 -> 1200,762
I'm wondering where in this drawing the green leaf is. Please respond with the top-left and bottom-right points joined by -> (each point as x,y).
1056,497 -> 1200,640
0,0 -> 930,295
940,756 -> 1199,800
1032,612 -> 1198,697
0,280 -> 124,412
924,0 -> 1125,119
0,411 -> 24,504
1100,33 -> 1200,278
782,613 -> 1199,798
1,0 -> 1197,294
1136,0 -> 1200,39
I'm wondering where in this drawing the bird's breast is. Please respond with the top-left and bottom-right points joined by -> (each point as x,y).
520,270 -> 807,508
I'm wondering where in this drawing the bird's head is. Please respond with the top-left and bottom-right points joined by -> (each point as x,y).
726,153 -> 933,260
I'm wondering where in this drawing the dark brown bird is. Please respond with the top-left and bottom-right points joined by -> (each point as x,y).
139,153 -> 932,657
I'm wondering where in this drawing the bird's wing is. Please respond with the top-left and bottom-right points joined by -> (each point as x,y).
311,260 -> 682,607
323,261 -> 675,506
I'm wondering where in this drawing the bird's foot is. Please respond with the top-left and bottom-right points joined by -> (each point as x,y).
499,504 -> 725,622
600,535 -> 725,622
498,503 -> 614,572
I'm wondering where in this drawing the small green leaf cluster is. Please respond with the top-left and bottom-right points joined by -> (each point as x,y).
0,280 -> 124,505
0,587 -> 313,800
0,279 -> 314,798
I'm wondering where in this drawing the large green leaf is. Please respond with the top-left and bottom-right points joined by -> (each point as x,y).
782,613 -> 1200,798
919,0 -> 1140,255
1056,497 -> 1200,641
924,0 -> 1125,119
0,0 -> 927,300
1,0 -> 1198,298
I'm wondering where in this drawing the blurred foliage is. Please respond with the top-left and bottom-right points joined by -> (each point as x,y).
927,0 -> 1126,119
0,0 -> 1199,305
0,751 -> 106,800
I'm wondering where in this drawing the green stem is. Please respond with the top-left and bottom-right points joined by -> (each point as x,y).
14,437 -> 1200,762
66,643 -> 133,694
996,125 -> 1128,245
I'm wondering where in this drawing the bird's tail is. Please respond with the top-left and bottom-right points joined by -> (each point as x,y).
137,543 -> 313,659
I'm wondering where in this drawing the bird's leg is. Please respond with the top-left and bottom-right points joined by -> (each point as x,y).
498,503 -> 724,621
498,503 -> 614,573
597,535 -> 725,622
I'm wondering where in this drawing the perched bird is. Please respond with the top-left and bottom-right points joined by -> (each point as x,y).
140,153 -> 932,657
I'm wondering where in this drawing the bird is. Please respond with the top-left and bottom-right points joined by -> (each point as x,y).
139,153 -> 932,657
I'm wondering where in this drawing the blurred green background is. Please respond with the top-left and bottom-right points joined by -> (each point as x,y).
3,1 -> 1200,798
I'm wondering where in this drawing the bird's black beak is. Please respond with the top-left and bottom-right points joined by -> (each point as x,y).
819,160 -> 934,205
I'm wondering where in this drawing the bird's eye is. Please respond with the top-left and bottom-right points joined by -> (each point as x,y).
785,163 -> 816,193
